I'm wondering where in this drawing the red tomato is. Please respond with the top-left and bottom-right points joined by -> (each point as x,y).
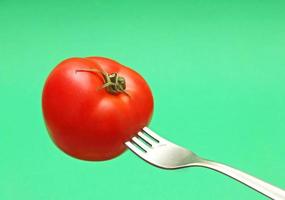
42,57 -> 154,161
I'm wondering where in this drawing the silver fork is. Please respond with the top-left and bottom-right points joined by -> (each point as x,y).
126,127 -> 285,200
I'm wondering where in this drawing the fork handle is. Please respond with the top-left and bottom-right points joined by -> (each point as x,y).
196,159 -> 285,200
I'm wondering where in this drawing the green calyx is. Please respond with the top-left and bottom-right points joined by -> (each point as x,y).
76,68 -> 128,95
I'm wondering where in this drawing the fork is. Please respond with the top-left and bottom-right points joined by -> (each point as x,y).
126,127 -> 285,200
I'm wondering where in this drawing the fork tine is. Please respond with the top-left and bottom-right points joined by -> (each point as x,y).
142,127 -> 163,141
131,136 -> 150,152
125,141 -> 147,158
138,131 -> 158,145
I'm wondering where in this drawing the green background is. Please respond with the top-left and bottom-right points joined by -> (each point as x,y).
1,0 -> 285,199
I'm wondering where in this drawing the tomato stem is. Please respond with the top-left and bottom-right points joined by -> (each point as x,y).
76,69 -> 128,95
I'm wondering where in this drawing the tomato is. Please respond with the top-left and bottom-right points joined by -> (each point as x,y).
42,57 -> 154,161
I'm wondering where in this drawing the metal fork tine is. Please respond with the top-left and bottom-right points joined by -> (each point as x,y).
125,141 -> 147,158
142,127 -> 163,141
131,136 -> 150,152
138,131 -> 157,146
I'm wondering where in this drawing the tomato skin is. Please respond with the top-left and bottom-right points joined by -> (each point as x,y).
42,57 -> 154,161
